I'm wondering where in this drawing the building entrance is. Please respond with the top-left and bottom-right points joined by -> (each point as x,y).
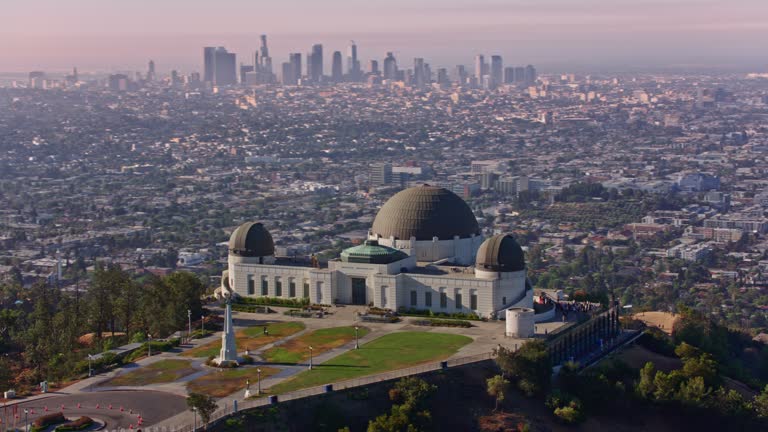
351,278 -> 367,305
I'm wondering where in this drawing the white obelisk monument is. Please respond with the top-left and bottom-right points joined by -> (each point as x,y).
217,296 -> 238,366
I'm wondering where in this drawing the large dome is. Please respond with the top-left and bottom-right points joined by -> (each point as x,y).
229,222 -> 275,257
371,185 -> 480,241
476,234 -> 525,272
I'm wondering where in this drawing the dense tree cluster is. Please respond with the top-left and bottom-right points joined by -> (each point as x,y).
0,266 -> 208,393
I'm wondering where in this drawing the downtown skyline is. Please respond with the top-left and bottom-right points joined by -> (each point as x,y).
2,0 -> 768,73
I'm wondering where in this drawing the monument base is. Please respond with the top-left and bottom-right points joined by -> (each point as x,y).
215,358 -> 240,367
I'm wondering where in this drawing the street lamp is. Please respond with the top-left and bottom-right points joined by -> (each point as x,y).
147,334 -> 152,358
201,312 -> 205,335
354,326 -> 359,349
192,407 -> 198,432
308,346 -> 314,370
88,354 -> 93,377
24,408 -> 29,432
187,309 -> 192,343
256,368 -> 262,396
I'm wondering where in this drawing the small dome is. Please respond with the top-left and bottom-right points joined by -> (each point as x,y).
229,222 -> 275,257
341,240 -> 409,264
476,234 -> 525,272
371,185 -> 480,241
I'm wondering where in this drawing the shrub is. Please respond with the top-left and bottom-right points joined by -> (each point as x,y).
236,296 -> 310,308
240,355 -> 254,365
397,307 -> 481,321
32,412 -> 66,432
55,416 -> 94,432
412,318 -> 472,328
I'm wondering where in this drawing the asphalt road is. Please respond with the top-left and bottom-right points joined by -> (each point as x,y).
3,390 -> 187,429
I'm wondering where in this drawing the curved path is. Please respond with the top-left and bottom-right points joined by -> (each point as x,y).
8,390 -> 187,430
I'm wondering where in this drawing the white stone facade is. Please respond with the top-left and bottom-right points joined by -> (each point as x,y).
226,252 -> 530,318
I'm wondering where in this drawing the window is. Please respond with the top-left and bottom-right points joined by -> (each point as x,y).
381,286 -> 388,308
303,280 -> 310,298
455,291 -> 463,309
470,293 -> 478,310
289,280 -> 296,297
261,278 -> 268,296
502,296 -> 507,305
425,292 -> 432,307
275,278 -> 282,297
440,291 -> 447,308
410,290 -> 417,306
247,276 -> 255,295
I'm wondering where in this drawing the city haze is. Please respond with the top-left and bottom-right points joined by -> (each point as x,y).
2,0 -> 768,72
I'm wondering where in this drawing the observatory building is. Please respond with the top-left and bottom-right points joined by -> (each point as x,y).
221,185 -> 532,318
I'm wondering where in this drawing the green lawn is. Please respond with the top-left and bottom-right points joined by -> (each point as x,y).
186,366 -> 281,398
262,326 -> 370,364
266,332 -> 472,394
181,321 -> 305,358
104,359 -> 196,386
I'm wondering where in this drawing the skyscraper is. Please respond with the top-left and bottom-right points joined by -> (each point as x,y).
490,55 -> 503,88
514,66 -> 526,84
504,67 -> 514,84
474,55 -> 485,81
204,47 -> 236,85
413,58 -> 426,89
332,51 -> 343,82
347,41 -> 360,81
525,65 -> 537,85
203,47 -> 216,82
214,48 -> 237,86
383,52 -> 398,80
369,60 -> 379,75
147,60 -> 156,81
309,44 -> 323,82
289,53 -> 302,84
281,62 -> 295,85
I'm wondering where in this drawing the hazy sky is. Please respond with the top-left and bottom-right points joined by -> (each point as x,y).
1,0 -> 767,73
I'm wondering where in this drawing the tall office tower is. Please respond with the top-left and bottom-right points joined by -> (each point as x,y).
240,64 -> 254,85
369,60 -> 379,75
281,62 -> 295,85
503,66 -> 514,84
456,65 -> 467,85
171,70 -> 181,87
369,163 -> 393,186
424,63 -> 432,84
203,47 -> 216,82
289,53 -> 302,83
309,44 -> 323,82
490,55 -> 503,88
347,40 -> 360,81
437,68 -> 449,86
525,65 -> 537,85
413,58 -> 426,89
147,60 -> 156,81
474,55 -> 485,81
514,66 -> 526,83
383,52 -> 398,80
260,35 -> 270,62
73,67 -> 78,82
331,51 -> 343,82
213,47 -> 237,85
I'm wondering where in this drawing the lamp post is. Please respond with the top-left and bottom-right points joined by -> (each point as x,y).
88,354 -> 93,377
187,309 -> 192,343
201,312 -> 205,335
192,407 -> 197,432
147,334 -> 152,358
354,326 -> 359,349
24,408 -> 29,432
308,346 -> 314,370
257,368 -> 262,396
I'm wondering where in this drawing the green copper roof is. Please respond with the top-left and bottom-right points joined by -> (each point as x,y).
341,240 -> 409,264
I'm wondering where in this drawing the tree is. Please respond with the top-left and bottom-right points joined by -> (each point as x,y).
187,393 -> 218,427
636,362 -> 656,399
487,375 -> 509,412
754,385 -> 768,418
677,376 -> 709,406
495,340 -> 551,397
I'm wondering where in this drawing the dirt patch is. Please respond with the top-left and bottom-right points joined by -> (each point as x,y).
632,312 -> 677,335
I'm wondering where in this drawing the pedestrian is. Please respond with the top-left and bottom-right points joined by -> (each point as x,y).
263,326 -> 268,336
